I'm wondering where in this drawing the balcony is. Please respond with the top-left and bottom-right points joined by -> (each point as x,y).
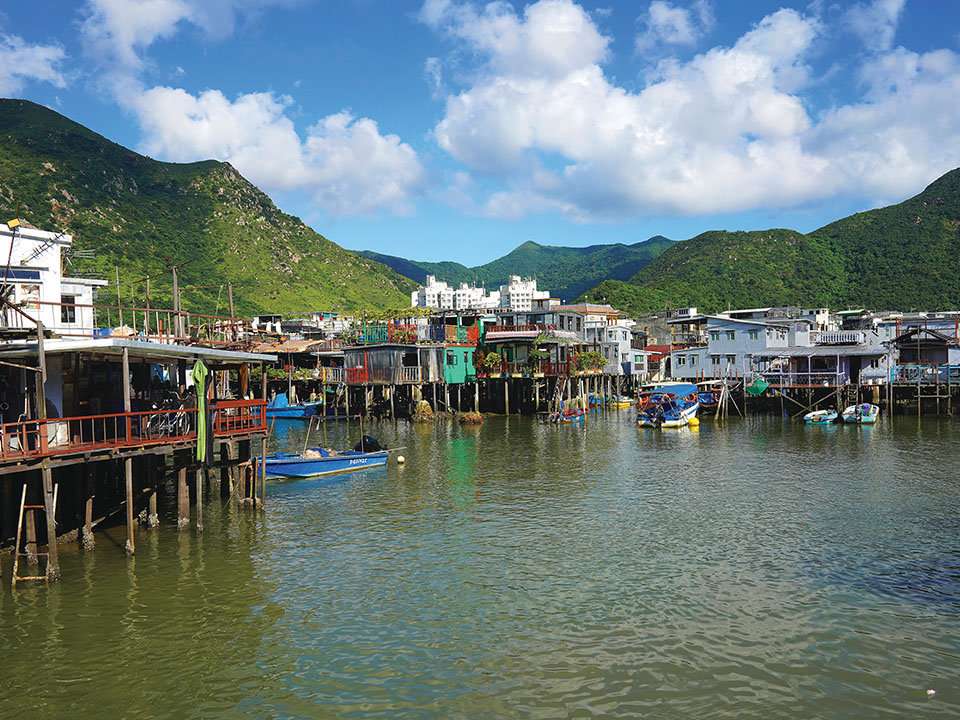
815,331 -> 865,345
0,399 -> 266,465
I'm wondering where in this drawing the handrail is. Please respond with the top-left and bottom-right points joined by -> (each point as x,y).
0,401 -> 267,463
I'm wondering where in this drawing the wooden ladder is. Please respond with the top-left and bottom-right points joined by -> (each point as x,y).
12,483 -> 58,587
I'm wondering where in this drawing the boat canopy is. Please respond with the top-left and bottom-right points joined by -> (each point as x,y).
649,382 -> 698,398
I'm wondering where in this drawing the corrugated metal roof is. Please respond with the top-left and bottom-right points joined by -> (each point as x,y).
0,337 -> 277,363
770,345 -> 885,357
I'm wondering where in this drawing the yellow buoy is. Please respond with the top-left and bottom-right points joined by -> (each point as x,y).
396,455 -> 405,464
688,417 -> 700,427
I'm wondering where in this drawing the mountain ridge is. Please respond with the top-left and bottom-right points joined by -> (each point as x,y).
0,98 -> 415,317
580,170 -> 960,314
358,235 -> 675,302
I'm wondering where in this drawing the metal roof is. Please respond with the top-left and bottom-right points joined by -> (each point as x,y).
767,344 -> 885,358
0,337 -> 276,364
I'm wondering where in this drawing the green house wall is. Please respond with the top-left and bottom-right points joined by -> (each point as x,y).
444,345 -> 477,384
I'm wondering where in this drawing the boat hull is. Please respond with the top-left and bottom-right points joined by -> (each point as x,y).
265,401 -> 323,419
550,409 -> 586,423
804,410 -> 838,425
262,450 -> 389,478
638,400 -> 700,428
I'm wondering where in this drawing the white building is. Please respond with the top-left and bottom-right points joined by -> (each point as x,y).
411,274 -> 503,310
0,222 -> 107,335
498,275 -> 549,311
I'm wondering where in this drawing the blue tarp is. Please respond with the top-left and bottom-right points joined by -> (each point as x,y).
270,392 -> 289,409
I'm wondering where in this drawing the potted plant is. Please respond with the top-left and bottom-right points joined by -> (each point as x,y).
526,347 -> 550,377
483,351 -> 504,378
575,350 -> 606,374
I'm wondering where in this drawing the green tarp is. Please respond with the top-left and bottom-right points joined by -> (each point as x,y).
746,380 -> 771,396
191,360 -> 209,463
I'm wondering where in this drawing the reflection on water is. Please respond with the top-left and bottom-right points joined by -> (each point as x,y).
2,412 -> 959,718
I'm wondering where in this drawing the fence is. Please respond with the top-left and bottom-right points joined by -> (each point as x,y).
0,400 -> 267,464
892,364 -> 960,383
2,298 -> 257,348
757,370 -> 846,387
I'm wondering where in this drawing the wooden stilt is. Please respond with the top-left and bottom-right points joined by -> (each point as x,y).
147,456 -> 159,528
25,502 -> 38,565
122,347 -> 135,555
83,467 -> 95,550
220,442 -> 233,499
177,453 -> 190,529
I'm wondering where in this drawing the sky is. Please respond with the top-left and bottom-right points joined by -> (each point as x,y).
2,0 -> 960,266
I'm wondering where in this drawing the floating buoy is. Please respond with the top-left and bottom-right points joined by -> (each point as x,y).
396,455 -> 405,464
689,417 -> 700,427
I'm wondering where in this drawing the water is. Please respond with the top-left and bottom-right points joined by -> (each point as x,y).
2,412 -> 959,718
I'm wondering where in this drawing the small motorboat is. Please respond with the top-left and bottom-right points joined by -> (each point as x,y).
637,383 -> 700,428
842,403 -> 879,424
803,409 -> 838,425
550,407 -> 586,423
260,447 -> 389,478
265,392 -> 321,419
607,396 -> 632,409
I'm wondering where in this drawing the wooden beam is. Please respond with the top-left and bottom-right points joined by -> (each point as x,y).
122,347 -> 135,555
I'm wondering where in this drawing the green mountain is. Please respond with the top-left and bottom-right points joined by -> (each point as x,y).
0,99 -> 415,317
582,170 -> 960,314
359,236 -> 675,302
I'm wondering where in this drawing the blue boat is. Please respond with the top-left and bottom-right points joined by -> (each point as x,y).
261,448 -> 390,478
637,383 -> 700,428
265,392 -> 321,419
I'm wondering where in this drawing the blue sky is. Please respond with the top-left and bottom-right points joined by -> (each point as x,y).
2,0 -> 960,266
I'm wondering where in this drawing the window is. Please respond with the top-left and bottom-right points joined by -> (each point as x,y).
726,354 -> 737,364
446,351 -> 457,365
709,331 -> 720,341
725,330 -> 736,340
676,355 -> 687,366
748,330 -> 759,340
711,355 -> 721,365
61,294 -> 76,323
690,355 -> 698,366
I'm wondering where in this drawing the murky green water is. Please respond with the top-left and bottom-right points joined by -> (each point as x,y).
2,411 -> 959,718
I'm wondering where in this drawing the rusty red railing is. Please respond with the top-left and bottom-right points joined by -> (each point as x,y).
345,368 -> 368,383
0,400 -> 267,463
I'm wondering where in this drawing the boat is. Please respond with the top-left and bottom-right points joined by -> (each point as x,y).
549,404 -> 586,423
607,396 -> 632,409
803,409 -> 838,425
841,403 -> 879,424
261,447 -> 389,478
696,380 -> 722,413
265,392 -> 321,419
637,383 -> 700,428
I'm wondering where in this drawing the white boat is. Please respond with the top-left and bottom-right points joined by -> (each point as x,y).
803,409 -> 838,425
841,403 -> 879,424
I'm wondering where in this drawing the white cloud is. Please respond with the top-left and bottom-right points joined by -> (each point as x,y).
0,35 -> 68,95
635,0 -> 714,53
79,0 -> 296,70
846,0 -> 906,53
79,0 -> 429,217
421,0 -> 610,78
80,0 -> 193,69
423,0 -> 960,221
128,86 -> 427,217
424,56 -> 443,97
